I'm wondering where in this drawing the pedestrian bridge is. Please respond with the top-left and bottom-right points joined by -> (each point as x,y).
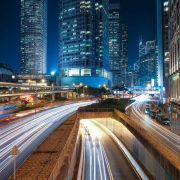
114,86 -> 161,95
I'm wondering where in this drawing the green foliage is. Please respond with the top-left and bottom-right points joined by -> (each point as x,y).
79,98 -> 135,113
77,86 -> 108,96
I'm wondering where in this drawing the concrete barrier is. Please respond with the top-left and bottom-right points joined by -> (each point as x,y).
49,115 -> 81,180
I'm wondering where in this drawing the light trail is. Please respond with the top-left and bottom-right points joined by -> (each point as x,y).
130,97 -> 180,154
81,120 -> 112,180
0,101 -> 94,177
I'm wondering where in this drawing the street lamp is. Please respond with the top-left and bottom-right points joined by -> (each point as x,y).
28,79 -> 31,84
99,85 -> 101,88
80,83 -> 83,86
147,84 -> 151,89
41,79 -> 46,83
51,71 -> 55,76
83,86 -> 88,95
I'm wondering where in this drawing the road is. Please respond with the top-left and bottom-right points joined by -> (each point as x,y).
128,96 -> 180,155
0,101 -> 94,180
81,120 -> 140,180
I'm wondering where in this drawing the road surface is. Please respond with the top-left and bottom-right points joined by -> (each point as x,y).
0,101 -> 94,180
128,96 -> 180,155
81,120 -> 140,180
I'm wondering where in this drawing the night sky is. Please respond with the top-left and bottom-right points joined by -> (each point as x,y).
0,0 -> 156,73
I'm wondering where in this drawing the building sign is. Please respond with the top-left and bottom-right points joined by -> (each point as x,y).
20,95 -> 33,102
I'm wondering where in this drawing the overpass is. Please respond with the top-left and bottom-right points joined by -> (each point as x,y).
114,86 -> 161,95
0,82 -> 76,102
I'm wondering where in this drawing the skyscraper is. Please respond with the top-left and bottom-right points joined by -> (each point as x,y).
109,4 -> 122,87
140,45 -> 158,87
20,0 -> 47,74
157,0 -> 170,101
169,0 -> 180,106
146,40 -> 156,54
139,36 -> 146,59
121,24 -> 128,86
58,0 -> 110,88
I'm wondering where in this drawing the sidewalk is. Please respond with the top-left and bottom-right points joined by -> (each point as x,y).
152,104 -> 180,136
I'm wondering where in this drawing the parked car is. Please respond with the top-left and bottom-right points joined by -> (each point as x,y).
155,114 -> 170,125
149,110 -> 156,119
145,107 -> 150,114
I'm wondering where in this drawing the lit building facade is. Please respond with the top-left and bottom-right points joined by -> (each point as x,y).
59,0 -> 110,88
121,24 -> 128,86
109,4 -> 123,87
169,0 -> 180,106
140,45 -> 158,87
20,0 -> 47,74
157,0 -> 170,101
146,41 -> 156,54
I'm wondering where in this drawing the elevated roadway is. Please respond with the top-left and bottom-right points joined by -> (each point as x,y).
0,101 -> 94,180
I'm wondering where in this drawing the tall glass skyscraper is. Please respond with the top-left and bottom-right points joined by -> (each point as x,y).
109,4 -> 122,87
59,0 -> 110,88
20,0 -> 47,74
121,24 -> 128,86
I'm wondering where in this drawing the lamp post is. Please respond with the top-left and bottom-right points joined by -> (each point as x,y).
83,86 -> 88,96
28,79 -> 31,85
73,83 -> 83,97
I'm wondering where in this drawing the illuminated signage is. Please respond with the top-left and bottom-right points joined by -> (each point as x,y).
20,95 -> 34,102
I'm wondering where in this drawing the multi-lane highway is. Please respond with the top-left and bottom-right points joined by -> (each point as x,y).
0,101 -> 94,180
81,119 -> 140,180
128,96 -> 180,155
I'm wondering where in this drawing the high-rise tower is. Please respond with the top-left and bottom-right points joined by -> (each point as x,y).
121,24 -> 128,86
157,0 -> 170,101
169,0 -> 180,105
20,0 -> 47,74
109,4 -> 123,86
58,0 -> 110,88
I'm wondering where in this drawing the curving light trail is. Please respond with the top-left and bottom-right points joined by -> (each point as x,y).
130,97 -> 180,155
0,101 -> 95,176
82,120 -> 112,180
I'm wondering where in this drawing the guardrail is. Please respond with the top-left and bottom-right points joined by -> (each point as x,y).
48,116 -> 79,180
77,131 -> 85,180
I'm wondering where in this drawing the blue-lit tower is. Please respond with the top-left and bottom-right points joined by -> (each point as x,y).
58,0 -> 110,88
20,0 -> 47,74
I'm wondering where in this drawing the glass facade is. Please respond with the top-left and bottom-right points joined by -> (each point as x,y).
121,24 -> 128,86
157,0 -> 169,102
58,0 -> 109,85
109,4 -> 123,86
20,0 -> 47,74
140,46 -> 158,87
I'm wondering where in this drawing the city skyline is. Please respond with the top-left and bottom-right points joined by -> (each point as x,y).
0,0 -> 156,73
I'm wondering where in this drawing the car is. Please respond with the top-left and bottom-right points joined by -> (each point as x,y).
149,110 -> 156,119
156,114 -> 170,125
145,107 -> 150,114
